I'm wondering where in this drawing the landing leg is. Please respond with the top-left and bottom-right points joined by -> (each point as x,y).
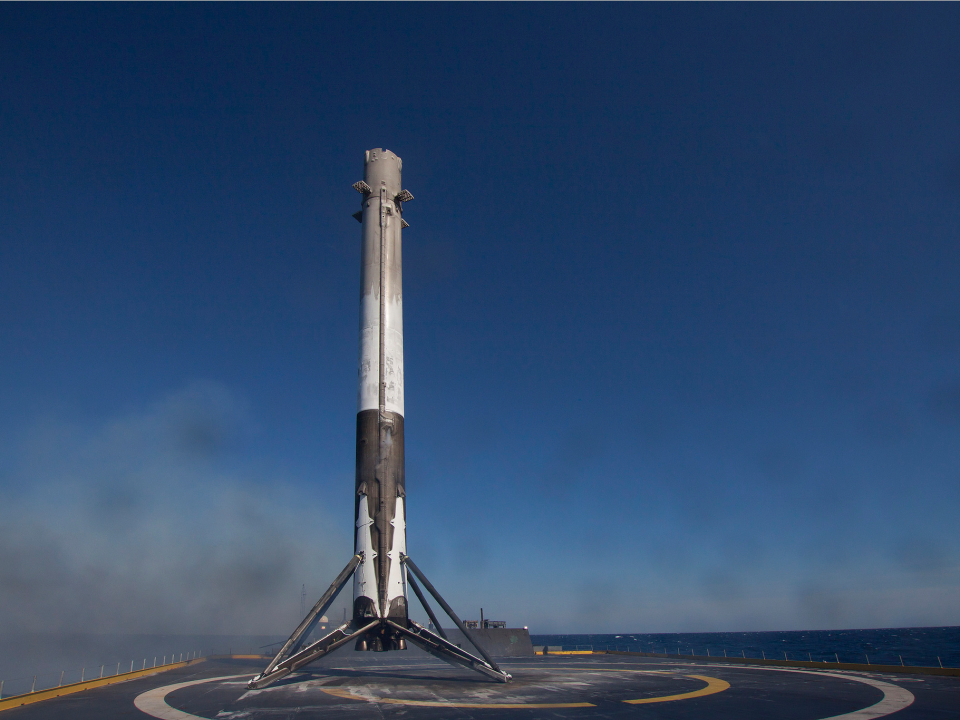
248,620 -> 379,689
401,554 -> 511,682
389,620 -> 510,682
249,554 -> 361,689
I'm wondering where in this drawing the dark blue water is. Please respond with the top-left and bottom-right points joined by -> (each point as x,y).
532,626 -> 960,669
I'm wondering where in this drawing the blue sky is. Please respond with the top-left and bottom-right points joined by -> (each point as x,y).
1,4 -> 958,635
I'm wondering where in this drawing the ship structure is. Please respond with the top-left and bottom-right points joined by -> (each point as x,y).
248,149 -> 510,689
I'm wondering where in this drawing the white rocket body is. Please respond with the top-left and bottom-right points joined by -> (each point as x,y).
352,149 -> 410,647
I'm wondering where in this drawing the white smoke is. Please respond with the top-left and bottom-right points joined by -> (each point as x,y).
0,382 -> 348,635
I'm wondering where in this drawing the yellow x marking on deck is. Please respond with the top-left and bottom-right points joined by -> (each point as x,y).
319,667 -> 730,708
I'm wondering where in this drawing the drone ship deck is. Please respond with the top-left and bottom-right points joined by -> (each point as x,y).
4,649 -> 958,719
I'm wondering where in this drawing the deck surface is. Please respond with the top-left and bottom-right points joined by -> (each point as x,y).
4,653 -> 958,719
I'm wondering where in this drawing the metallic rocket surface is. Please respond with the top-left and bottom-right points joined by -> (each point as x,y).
353,148 -> 410,645
247,151 -> 510,684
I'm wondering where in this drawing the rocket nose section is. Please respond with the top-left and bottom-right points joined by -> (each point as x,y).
363,148 -> 403,195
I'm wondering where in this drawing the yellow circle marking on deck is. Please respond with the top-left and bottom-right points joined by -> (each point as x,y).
131,664 -> 915,719
560,667 -> 729,705
319,668 -> 729,708
623,674 -> 730,703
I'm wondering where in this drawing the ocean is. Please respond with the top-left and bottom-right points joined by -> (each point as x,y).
531,626 -> 960,669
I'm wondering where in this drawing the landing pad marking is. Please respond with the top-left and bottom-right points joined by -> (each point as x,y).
623,674 -> 730,703
726,667 -> 915,720
320,686 -> 596,709
547,667 -> 731,705
318,668 -> 727,707
132,665 -> 914,719
133,675 -> 248,720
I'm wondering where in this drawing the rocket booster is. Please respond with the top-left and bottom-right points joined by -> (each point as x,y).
352,149 -> 412,644
248,150 -> 510,685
